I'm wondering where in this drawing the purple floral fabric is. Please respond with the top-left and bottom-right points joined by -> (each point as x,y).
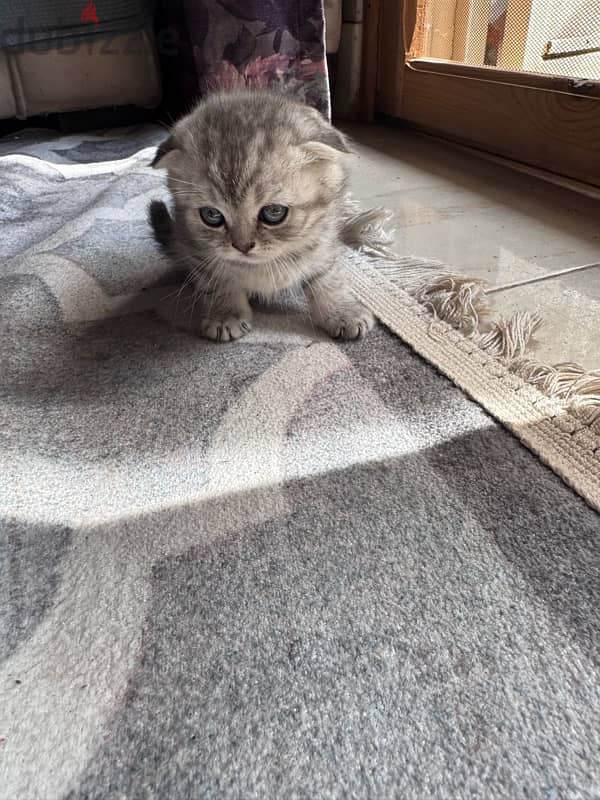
157,0 -> 330,117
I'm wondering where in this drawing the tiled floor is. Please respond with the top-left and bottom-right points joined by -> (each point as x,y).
346,124 -> 599,369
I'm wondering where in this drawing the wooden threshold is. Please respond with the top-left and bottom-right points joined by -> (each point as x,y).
408,58 -> 600,98
395,65 -> 600,186
403,123 -> 600,200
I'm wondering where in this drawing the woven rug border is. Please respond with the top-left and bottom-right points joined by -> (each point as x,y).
348,259 -> 600,513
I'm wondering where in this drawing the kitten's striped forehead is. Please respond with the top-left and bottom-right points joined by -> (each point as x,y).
203,126 -> 289,204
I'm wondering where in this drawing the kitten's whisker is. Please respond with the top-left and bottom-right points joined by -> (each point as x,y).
161,250 -> 221,322
173,268 -> 200,311
167,176 -> 199,187
161,260 -> 208,319
266,261 -> 277,302
304,278 -> 328,335
190,257 -> 224,321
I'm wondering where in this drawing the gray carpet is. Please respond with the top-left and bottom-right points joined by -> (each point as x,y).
1,126 -> 599,800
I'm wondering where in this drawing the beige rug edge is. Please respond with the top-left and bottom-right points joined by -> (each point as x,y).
347,256 -> 600,514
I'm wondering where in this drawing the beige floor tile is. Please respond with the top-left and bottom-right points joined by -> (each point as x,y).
346,124 -> 600,287
489,267 -> 600,369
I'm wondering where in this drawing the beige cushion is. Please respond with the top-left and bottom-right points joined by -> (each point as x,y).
0,26 -> 161,119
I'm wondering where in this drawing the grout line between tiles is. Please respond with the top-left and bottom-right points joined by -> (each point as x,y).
487,262 -> 600,294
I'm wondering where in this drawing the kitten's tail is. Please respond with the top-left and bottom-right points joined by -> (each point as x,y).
149,200 -> 173,249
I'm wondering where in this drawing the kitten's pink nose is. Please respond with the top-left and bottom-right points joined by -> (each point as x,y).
232,240 -> 256,255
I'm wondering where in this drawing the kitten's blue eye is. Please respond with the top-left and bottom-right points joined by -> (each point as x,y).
199,207 -> 225,227
259,204 -> 288,225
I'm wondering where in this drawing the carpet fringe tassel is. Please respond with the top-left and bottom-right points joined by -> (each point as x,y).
511,360 -> 600,425
473,312 -> 543,360
342,206 -> 600,425
341,202 -> 396,257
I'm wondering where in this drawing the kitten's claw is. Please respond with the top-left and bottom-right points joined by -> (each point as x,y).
325,308 -> 375,341
199,316 -> 252,343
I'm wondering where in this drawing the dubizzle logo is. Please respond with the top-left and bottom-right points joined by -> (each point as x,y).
81,0 -> 99,24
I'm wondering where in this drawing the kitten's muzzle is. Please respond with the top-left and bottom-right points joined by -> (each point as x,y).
231,240 -> 256,255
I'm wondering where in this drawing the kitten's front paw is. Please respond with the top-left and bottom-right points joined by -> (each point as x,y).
199,315 -> 252,343
322,307 -> 375,340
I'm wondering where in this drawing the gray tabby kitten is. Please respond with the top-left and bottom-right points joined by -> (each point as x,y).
150,90 -> 374,342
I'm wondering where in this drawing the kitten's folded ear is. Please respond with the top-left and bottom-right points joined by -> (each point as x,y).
314,126 -> 351,154
299,115 -> 351,163
303,106 -> 351,154
151,135 -> 180,168
301,141 -> 346,163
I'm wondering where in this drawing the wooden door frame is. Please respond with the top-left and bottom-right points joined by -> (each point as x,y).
367,0 -> 600,187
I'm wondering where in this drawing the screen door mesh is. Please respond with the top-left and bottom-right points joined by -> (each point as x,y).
416,0 -> 600,80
